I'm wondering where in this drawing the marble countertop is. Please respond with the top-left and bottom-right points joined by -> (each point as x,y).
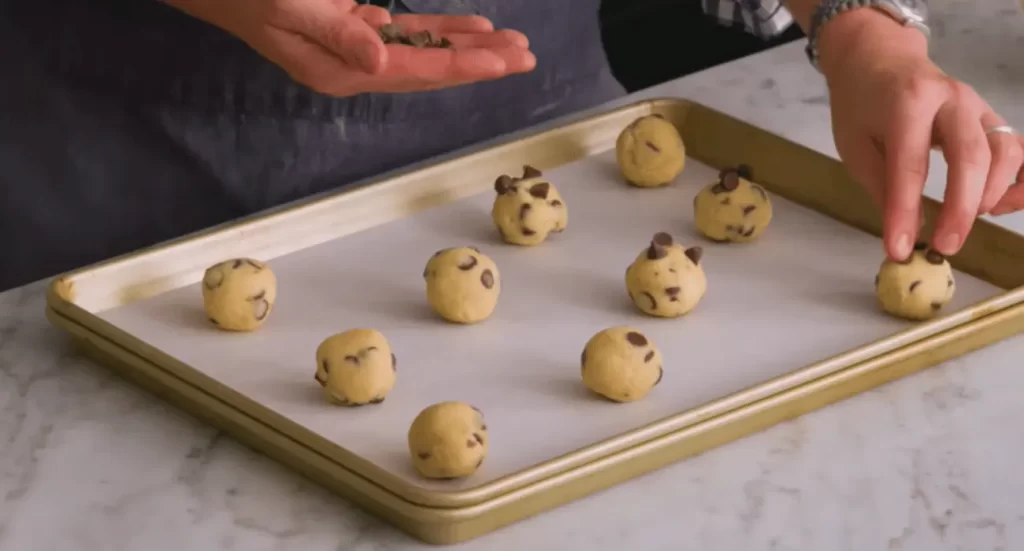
3,1 -> 1024,549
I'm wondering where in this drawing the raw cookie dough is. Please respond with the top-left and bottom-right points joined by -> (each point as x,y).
491,165 -> 568,246
424,247 -> 501,324
875,244 -> 956,321
615,114 -> 686,188
314,329 -> 397,406
581,327 -> 664,402
693,165 -> 773,243
625,232 -> 707,318
202,258 -> 277,332
407,401 -> 488,479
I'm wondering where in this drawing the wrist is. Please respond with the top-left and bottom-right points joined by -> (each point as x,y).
817,7 -> 929,79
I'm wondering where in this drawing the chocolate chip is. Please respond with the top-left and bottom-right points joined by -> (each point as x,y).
476,457 -> 484,469
473,433 -> 484,445
322,359 -> 330,374
245,259 -> 263,271
652,232 -> 673,247
232,259 -> 243,269
743,205 -> 756,216
550,199 -> 563,207
519,203 -> 532,221
522,165 -> 542,179
521,227 -> 536,236
736,164 -> 753,180
369,397 -> 385,404
643,291 -> 657,310
467,438 -> 478,448
344,355 -> 359,365
497,226 -> 508,242
644,350 -> 655,363
752,185 -> 768,200
495,175 -> 514,194
742,226 -> 756,237
470,405 -> 483,416
874,274 -> 880,287
391,353 -> 397,371
528,182 -> 550,199
438,37 -> 453,48
646,241 -> 667,260
668,268 -> 677,273
408,30 -> 433,47
209,317 -> 219,325
665,286 -> 681,297
650,113 -> 665,119
909,280 -> 921,292
913,241 -> 928,251
925,250 -> 945,265
380,23 -> 404,40
721,197 -> 732,205
480,269 -> 495,289
710,183 -> 727,195
720,172 -> 740,191
418,452 -> 431,460
651,366 -> 663,387
931,302 -> 943,311
581,349 -> 587,367
645,141 -> 660,153
625,331 -> 648,346
684,246 -> 703,265
458,256 -> 478,270
252,299 -> 270,321
948,277 -> 954,287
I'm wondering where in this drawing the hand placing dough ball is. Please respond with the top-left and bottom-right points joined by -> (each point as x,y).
408,401 -> 488,479
424,247 -> 501,324
491,165 -> 568,246
201,258 -> 277,332
626,232 -> 707,318
693,165 -> 773,243
581,327 -> 663,402
615,113 -> 686,188
314,329 -> 397,406
875,244 -> 955,321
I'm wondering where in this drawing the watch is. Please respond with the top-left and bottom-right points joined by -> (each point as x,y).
805,0 -> 931,71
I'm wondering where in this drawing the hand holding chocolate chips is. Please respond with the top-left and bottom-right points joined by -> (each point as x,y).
491,165 -> 568,246
625,232 -> 707,318
875,243 -> 956,320
378,23 -> 453,49
693,165 -> 773,243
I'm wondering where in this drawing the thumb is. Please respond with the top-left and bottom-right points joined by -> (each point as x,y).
300,10 -> 387,74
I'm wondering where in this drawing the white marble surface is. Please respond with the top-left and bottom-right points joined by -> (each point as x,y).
3,1 -> 1024,549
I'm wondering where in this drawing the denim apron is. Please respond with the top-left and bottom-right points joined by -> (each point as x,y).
0,0 -> 624,291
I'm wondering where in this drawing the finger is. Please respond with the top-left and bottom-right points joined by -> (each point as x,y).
884,99 -> 938,261
443,29 -> 531,50
977,113 -> 1024,214
262,28 -> 362,96
391,14 -> 495,34
838,135 -> 887,208
352,4 -> 392,28
932,101 -> 990,255
380,46 -> 509,83
299,13 -> 387,73
989,182 -> 1024,215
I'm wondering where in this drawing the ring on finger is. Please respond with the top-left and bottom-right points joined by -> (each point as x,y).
985,125 -> 1017,136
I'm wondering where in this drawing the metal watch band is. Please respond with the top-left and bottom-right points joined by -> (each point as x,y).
804,0 -> 928,72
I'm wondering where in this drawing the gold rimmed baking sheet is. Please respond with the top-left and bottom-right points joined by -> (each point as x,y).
46,98 -> 1024,544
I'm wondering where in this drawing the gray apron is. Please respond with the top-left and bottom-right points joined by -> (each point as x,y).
0,0 -> 625,291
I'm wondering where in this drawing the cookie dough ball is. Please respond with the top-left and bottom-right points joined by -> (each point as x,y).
615,114 -> 686,188
314,329 -> 397,406
693,165 -> 773,243
581,327 -> 664,402
625,232 -> 707,318
423,247 -> 501,324
875,244 -> 956,321
491,165 -> 568,246
408,401 -> 488,479
201,258 -> 277,332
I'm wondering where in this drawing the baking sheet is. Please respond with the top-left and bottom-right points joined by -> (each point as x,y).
96,151 -> 1002,492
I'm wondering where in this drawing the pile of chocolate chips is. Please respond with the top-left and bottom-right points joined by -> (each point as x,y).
378,24 -> 453,49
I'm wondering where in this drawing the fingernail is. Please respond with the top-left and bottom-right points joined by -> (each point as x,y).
935,232 -> 961,253
894,233 -> 912,259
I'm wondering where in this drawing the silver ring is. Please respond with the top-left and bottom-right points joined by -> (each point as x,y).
985,125 -> 1017,136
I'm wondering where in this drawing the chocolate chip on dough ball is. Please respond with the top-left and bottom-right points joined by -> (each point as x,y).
615,114 -> 686,188
407,401 -> 488,480
693,165 -> 773,243
424,247 -> 501,324
202,258 -> 277,332
314,329 -> 397,406
875,244 -> 956,321
625,232 -> 707,318
581,327 -> 664,403
491,165 -> 568,246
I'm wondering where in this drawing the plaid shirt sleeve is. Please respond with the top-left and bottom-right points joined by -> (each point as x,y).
702,0 -> 796,39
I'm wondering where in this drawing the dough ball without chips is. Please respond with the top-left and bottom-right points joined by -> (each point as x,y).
625,231 -> 707,318
491,165 -> 568,246
615,113 -> 686,188
875,244 -> 956,321
581,327 -> 664,403
314,329 -> 397,406
693,165 -> 773,243
408,401 -> 488,479
424,247 -> 501,324
202,258 -> 277,332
